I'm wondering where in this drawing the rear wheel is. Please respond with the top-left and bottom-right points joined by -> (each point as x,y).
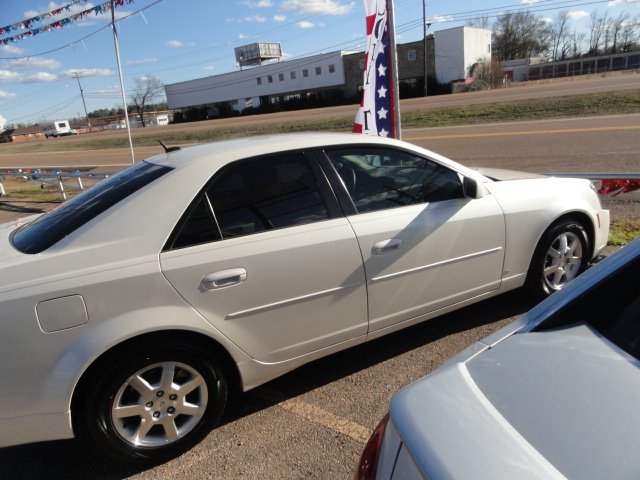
76,341 -> 227,464
526,219 -> 589,298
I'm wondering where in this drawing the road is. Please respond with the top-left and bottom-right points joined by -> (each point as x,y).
1,114 -> 638,173
0,71 -> 638,170
404,113 -> 640,173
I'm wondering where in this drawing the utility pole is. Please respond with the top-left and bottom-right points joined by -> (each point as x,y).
73,73 -> 91,131
423,0 -> 428,97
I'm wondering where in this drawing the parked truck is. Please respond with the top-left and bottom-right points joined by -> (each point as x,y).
43,120 -> 77,138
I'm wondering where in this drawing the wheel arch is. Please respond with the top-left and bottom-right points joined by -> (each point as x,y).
70,329 -> 242,432
524,210 -> 595,297
543,210 -> 595,258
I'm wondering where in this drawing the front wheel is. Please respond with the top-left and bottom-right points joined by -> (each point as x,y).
526,219 -> 589,298
75,341 -> 228,464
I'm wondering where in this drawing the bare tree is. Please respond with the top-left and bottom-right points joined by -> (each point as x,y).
466,15 -> 490,29
619,16 -> 640,52
569,30 -> 586,58
550,11 -> 571,61
129,76 -> 165,127
493,11 -> 552,61
588,11 -> 609,55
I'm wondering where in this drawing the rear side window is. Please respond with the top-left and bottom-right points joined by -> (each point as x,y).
11,162 -> 171,254
210,154 -> 329,238
166,153 -> 330,249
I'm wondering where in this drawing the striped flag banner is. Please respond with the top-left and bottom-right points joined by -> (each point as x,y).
353,0 -> 401,138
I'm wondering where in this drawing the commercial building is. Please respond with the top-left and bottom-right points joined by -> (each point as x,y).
502,51 -> 640,82
164,26 -> 489,117
434,26 -> 492,84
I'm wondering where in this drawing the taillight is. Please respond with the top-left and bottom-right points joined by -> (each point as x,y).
355,413 -> 390,480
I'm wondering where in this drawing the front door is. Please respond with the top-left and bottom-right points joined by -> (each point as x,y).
324,147 -> 505,332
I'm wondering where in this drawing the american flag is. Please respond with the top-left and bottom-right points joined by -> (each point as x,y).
353,0 -> 399,138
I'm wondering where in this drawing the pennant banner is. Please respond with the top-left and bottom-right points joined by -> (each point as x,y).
353,0 -> 399,138
0,0 -> 89,36
0,0 -> 133,46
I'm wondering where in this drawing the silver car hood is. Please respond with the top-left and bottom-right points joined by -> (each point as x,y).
391,323 -> 640,479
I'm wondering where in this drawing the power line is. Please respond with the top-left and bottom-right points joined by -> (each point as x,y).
123,0 -> 616,81
8,94 -> 81,123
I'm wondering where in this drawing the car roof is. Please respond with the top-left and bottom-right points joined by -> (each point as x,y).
146,132 -> 414,171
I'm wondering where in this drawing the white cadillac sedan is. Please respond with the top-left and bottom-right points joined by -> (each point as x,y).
0,133 -> 608,463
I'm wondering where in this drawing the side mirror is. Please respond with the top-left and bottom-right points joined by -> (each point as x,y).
463,177 -> 483,199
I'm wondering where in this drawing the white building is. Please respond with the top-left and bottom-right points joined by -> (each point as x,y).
434,26 -> 492,84
164,28 -> 493,116
165,51 -> 347,113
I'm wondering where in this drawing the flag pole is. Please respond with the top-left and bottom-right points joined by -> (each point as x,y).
386,0 -> 401,139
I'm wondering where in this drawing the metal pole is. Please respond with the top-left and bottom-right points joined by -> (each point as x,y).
111,0 -> 135,164
423,0 -> 427,97
387,0 -> 401,139
73,74 -> 92,131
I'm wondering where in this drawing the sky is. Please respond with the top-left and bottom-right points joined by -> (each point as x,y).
0,0 -> 639,127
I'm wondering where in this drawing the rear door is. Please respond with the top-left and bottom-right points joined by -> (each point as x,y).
160,151 -> 368,363
323,146 -> 506,333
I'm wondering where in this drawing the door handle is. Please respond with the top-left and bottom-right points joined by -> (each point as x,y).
372,238 -> 402,255
202,268 -> 247,290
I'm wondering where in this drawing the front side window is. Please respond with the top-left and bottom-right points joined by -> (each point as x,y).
167,154 -> 330,249
12,162 -> 171,254
325,148 -> 464,214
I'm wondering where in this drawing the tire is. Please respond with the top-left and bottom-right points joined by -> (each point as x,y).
76,341 -> 228,464
526,219 -> 589,298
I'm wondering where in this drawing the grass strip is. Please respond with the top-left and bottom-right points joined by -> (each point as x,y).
609,219 -> 640,245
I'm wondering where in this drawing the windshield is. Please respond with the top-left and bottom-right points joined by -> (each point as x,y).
11,162 -> 171,254
534,250 -> 640,359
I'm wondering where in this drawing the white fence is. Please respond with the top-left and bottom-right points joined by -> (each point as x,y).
0,169 -> 112,200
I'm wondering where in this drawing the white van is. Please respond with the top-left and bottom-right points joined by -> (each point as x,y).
44,120 -> 77,138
